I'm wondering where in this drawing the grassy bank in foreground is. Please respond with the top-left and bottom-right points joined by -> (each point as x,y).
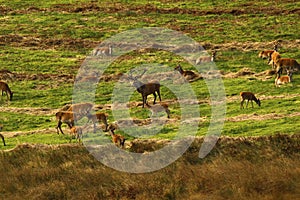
0,134 -> 299,200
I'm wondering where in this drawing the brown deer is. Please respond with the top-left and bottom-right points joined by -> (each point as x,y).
0,124 -> 6,146
146,103 -> 170,119
55,111 -> 76,134
269,51 -> 281,69
240,92 -> 261,109
128,69 -> 161,108
87,112 -> 109,132
274,57 -> 300,75
275,70 -> 292,87
108,125 -> 126,148
66,102 -> 93,115
69,126 -> 83,143
195,50 -> 216,65
258,40 -> 279,65
0,81 -> 13,101
174,64 -> 199,82
92,45 -> 113,56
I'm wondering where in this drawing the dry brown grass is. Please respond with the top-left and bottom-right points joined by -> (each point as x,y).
0,134 -> 299,200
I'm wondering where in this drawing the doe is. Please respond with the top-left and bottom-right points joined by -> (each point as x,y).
240,92 -> 261,109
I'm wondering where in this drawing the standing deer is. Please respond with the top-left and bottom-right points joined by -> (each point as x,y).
0,81 -> 13,101
258,40 -> 279,65
274,57 -> 300,75
196,50 -> 216,65
128,69 -> 161,108
0,124 -> 6,146
55,111 -> 76,134
69,126 -> 83,143
108,124 -> 126,148
146,103 -> 170,119
66,102 -> 93,115
275,70 -> 292,87
87,112 -> 109,132
92,45 -> 113,56
240,92 -> 261,109
269,51 -> 281,69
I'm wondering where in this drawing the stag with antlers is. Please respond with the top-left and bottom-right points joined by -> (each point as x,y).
128,69 -> 162,108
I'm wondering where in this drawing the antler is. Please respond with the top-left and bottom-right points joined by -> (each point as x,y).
128,68 -> 147,80
127,69 -> 135,80
136,68 -> 147,79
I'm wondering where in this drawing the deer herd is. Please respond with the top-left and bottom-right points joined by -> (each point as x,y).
0,40 -> 299,147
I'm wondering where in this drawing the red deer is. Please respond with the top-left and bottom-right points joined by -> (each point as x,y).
146,103 -> 170,119
196,50 -> 216,65
274,57 -> 300,75
0,125 -> 6,146
66,102 -> 93,115
92,45 -> 113,56
0,81 -> 13,101
269,51 -> 281,69
275,70 -> 292,87
87,112 -> 109,132
128,69 -> 161,108
258,40 -> 279,65
55,111 -> 76,134
174,64 -> 200,82
240,92 -> 261,109
108,125 -> 125,148
69,126 -> 83,143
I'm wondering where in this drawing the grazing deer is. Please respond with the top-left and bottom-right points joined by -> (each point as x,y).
275,70 -> 292,87
146,103 -> 170,119
240,92 -> 261,109
274,57 -> 300,75
108,125 -> 126,148
174,64 -> 199,82
87,112 -> 109,132
128,69 -> 161,108
92,45 -> 113,56
69,126 -> 83,143
0,125 -> 6,146
0,81 -> 13,101
55,111 -> 76,134
195,50 -> 216,65
258,40 -> 279,64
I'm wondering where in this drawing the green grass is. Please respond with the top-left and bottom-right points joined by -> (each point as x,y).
223,116 -> 300,137
1,133 -> 72,150
0,81 -> 74,108
0,111 -> 53,132
0,0 -> 300,148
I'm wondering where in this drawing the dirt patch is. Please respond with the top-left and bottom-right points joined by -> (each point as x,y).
227,93 -> 300,103
227,112 -> 300,122
0,35 -> 98,51
1,33 -> 299,52
4,2 -> 300,16
1,128 -> 56,139
219,67 -> 276,80
0,107 -> 58,116
0,70 -> 124,85
225,68 -> 256,78
0,69 -> 74,82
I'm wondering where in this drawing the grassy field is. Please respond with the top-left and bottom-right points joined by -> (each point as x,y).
0,0 -> 299,199
0,0 -> 300,146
